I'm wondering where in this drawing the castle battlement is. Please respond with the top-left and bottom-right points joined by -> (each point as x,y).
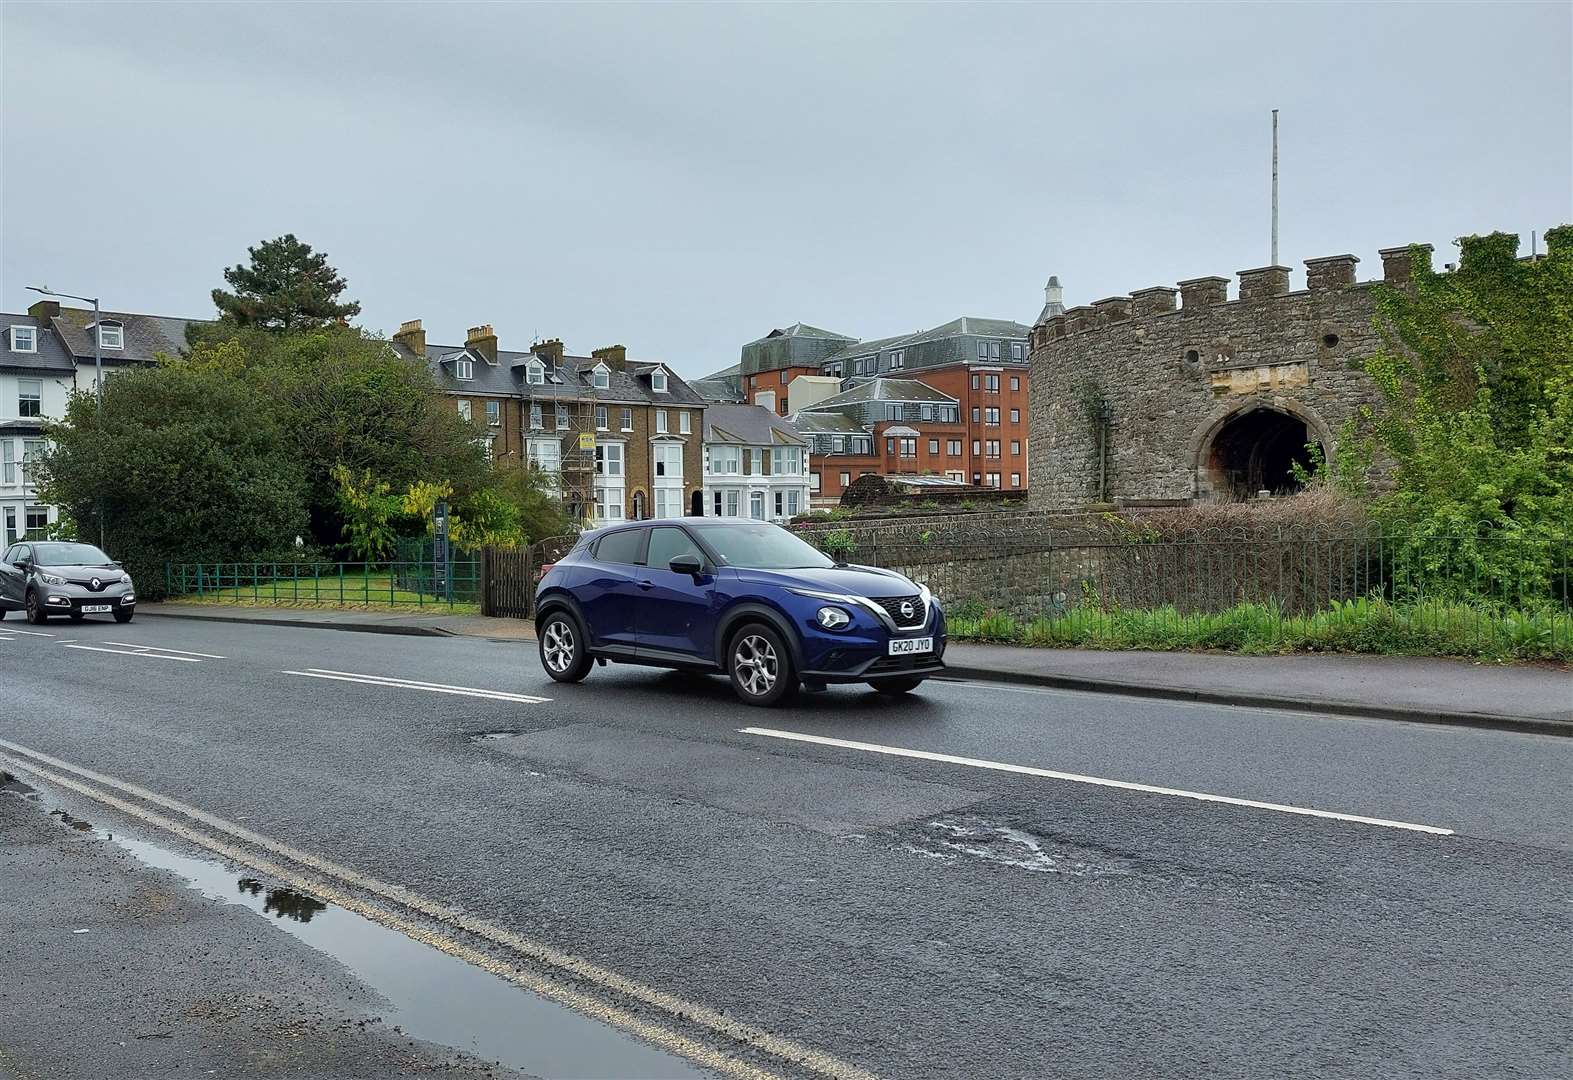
1030,244 -> 1435,350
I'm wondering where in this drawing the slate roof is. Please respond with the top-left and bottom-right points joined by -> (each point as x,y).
400,342 -> 708,407
786,412 -> 865,435
822,316 -> 1031,364
797,377 -> 958,409
0,419 -> 48,435
703,404 -> 807,447
1,313 -> 76,373
691,362 -> 744,403
50,307 -> 208,364
742,323 -> 857,348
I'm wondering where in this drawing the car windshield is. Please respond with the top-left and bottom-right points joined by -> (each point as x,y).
32,542 -> 114,566
690,522 -> 834,570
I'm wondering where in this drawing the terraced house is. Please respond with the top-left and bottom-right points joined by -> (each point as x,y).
394,321 -> 707,523
701,404 -> 811,522
1,300 -> 206,545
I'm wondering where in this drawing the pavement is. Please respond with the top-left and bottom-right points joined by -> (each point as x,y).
0,774 -> 532,1080
137,601 -> 1573,733
2,615 -> 1571,1079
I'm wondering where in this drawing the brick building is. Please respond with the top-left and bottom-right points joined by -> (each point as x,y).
392,321 -> 707,523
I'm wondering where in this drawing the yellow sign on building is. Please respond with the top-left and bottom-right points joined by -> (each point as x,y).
578,433 -> 596,451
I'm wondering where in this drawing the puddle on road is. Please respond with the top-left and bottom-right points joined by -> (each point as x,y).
108,833 -> 710,1080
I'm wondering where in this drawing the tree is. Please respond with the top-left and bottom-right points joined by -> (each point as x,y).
1348,225 -> 1573,599
210,234 -> 361,331
36,368 -> 309,598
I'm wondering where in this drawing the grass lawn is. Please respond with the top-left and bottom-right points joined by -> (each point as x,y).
170,571 -> 480,615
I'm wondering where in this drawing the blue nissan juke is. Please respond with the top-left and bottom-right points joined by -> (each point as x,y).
534,518 -> 946,706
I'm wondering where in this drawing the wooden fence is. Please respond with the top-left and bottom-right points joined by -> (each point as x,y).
479,533 -> 578,620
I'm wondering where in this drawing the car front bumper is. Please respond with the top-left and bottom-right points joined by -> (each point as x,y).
43,588 -> 136,615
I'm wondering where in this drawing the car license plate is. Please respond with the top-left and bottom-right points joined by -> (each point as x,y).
888,637 -> 933,656
81,605 -> 111,614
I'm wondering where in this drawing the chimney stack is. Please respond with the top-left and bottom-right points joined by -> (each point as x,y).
466,324 -> 499,365
591,344 -> 628,371
393,318 -> 426,357
531,337 -> 565,365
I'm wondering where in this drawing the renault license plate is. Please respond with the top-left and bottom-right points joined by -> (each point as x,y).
81,604 -> 112,614
888,637 -> 933,656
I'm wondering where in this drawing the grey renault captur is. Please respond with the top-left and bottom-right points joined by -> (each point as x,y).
0,541 -> 137,625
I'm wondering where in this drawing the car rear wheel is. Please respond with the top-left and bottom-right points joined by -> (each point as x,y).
538,611 -> 592,683
869,676 -> 926,696
728,623 -> 797,707
24,591 -> 48,625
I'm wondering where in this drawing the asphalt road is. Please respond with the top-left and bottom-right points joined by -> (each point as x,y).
2,614 -> 1570,1080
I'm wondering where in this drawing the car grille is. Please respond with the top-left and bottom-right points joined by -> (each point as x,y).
870,594 -> 926,629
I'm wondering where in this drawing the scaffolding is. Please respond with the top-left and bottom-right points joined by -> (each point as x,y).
523,392 -> 598,523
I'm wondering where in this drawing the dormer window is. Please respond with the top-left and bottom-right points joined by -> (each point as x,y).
526,360 -> 545,386
456,357 -> 474,380
97,321 -> 123,350
590,363 -> 610,390
8,326 -> 36,353
651,368 -> 669,393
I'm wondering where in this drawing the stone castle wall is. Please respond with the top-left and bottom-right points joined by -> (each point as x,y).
1027,246 -> 1429,509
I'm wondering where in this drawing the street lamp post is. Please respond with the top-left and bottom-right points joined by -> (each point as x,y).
27,285 -> 105,548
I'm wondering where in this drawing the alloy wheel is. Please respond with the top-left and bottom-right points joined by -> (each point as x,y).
733,634 -> 778,698
542,620 -> 576,674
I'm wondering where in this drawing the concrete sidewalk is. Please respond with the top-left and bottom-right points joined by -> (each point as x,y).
136,602 -> 1570,734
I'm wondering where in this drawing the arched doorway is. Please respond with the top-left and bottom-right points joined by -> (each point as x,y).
1200,406 -> 1321,501
689,490 -> 704,517
631,491 -> 646,520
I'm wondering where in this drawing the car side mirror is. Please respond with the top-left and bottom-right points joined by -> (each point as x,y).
668,553 -> 704,577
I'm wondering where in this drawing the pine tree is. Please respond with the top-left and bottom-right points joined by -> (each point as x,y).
210,234 -> 361,330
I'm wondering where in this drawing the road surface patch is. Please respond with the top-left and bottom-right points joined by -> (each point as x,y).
739,727 -> 1455,836
0,737 -> 873,1080
281,668 -> 550,705
483,723 -> 987,833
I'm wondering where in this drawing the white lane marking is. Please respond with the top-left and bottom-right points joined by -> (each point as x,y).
0,740 -> 867,1080
283,668 -> 550,704
740,727 -> 1455,836
102,641 -> 226,659
63,644 -> 203,662
3,627 -> 54,637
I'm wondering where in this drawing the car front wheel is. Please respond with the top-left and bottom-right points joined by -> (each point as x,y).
869,675 -> 926,696
24,591 -> 48,625
728,623 -> 797,707
538,611 -> 592,683
114,610 -> 135,624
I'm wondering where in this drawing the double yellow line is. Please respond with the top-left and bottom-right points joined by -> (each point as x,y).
0,737 -> 878,1080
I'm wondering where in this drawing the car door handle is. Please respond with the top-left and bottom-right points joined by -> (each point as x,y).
637,580 -> 654,591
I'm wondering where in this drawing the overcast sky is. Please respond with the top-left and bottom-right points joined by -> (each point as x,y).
4,2 -> 1569,377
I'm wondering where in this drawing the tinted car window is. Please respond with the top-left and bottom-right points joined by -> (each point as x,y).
646,527 -> 703,571
688,522 -> 833,570
13,545 -> 31,565
1,547 -> 13,564
595,528 -> 647,566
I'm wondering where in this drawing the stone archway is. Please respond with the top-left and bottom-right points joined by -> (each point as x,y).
1190,400 -> 1331,502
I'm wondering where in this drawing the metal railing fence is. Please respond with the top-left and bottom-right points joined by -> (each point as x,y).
163,556 -> 482,610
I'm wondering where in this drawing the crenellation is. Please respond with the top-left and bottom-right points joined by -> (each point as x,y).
1178,276 -> 1230,309
1304,254 -> 1359,291
1378,244 -> 1433,285
1091,297 -> 1133,324
1020,233 -> 1485,511
1131,287 -> 1178,316
1237,266 -> 1291,302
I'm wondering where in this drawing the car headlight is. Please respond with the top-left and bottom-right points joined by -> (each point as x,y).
816,606 -> 851,630
40,573 -> 67,586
